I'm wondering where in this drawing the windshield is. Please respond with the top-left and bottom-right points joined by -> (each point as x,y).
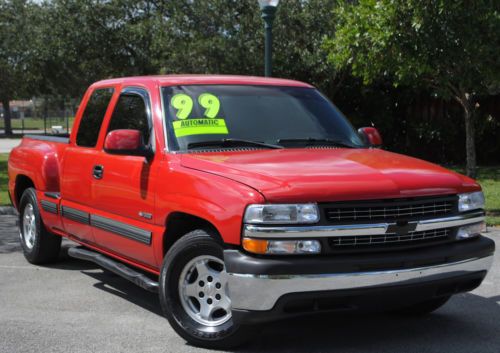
161,85 -> 364,151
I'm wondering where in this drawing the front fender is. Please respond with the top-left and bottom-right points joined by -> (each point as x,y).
156,164 -> 265,246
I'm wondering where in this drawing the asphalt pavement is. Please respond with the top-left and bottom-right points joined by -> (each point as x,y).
0,139 -> 21,153
0,214 -> 499,353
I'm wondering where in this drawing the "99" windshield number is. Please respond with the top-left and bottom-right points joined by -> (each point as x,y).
171,93 -> 221,120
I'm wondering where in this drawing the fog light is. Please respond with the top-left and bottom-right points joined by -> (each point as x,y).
268,240 -> 321,254
242,238 -> 321,255
456,222 -> 486,240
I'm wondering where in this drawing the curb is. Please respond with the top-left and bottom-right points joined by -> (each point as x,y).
0,206 -> 18,216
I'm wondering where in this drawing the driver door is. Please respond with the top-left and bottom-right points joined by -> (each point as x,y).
90,87 -> 159,267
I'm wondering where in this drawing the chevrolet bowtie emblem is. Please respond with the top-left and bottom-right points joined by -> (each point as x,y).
386,221 -> 418,235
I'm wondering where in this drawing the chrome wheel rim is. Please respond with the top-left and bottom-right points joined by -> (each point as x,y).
178,255 -> 232,326
22,203 -> 36,249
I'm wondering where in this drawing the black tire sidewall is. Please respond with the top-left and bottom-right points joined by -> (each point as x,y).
159,230 -> 248,348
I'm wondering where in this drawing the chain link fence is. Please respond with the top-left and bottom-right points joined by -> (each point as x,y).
0,97 -> 78,135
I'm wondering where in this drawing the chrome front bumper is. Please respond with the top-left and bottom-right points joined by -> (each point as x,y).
229,211 -> 491,312
227,255 -> 494,311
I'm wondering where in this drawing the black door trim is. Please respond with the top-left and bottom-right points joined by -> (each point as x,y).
41,200 -> 58,214
60,206 -> 152,245
90,214 -> 152,245
61,206 -> 90,224
44,192 -> 61,200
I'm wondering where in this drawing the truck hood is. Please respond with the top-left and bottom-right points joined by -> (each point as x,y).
180,148 -> 478,202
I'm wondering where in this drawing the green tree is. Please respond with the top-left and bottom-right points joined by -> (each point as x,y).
35,0 -> 177,97
35,0 -> 130,98
0,0 -> 40,135
157,0 -> 340,93
273,0 -> 340,93
324,0 -> 500,177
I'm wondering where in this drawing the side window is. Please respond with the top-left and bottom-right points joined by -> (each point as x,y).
76,88 -> 114,147
107,92 -> 151,145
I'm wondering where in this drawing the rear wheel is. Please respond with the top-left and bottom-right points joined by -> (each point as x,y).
393,296 -> 451,316
159,230 -> 254,349
19,188 -> 61,264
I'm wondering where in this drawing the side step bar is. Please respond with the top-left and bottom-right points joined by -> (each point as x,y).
68,247 -> 159,293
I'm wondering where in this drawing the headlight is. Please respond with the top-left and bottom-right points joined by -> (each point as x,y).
243,238 -> 321,255
458,191 -> 485,212
244,204 -> 319,224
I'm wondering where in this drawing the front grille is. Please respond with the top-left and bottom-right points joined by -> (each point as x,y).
320,195 -> 459,253
322,195 -> 457,224
330,228 -> 451,248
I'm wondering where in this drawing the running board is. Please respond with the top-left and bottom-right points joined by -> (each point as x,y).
67,247 -> 159,293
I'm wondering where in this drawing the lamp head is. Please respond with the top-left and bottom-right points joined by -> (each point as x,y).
258,0 -> 280,9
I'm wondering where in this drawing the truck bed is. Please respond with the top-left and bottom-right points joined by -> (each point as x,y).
24,134 -> 70,144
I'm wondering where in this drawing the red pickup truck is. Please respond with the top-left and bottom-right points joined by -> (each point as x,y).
8,75 -> 494,348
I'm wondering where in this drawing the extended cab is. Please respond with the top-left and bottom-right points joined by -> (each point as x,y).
8,75 -> 495,348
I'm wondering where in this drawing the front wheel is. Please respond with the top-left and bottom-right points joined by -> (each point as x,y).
159,230 -> 254,349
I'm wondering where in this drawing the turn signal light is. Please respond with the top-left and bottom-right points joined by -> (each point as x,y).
242,238 -> 269,254
242,238 -> 321,255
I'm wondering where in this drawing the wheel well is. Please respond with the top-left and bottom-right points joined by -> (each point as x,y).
14,175 -> 35,207
163,212 -> 223,255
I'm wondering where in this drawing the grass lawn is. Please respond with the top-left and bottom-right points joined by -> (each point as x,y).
0,117 -> 75,130
0,153 -> 9,206
0,151 -> 498,225
453,167 -> 500,226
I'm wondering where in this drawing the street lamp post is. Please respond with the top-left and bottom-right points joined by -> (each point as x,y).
258,0 -> 280,77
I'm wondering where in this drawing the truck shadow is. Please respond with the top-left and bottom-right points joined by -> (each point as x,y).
74,260 -> 500,353
82,270 -> 163,317
42,244 -> 101,271
240,293 -> 500,353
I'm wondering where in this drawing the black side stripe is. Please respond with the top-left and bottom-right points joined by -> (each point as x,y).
44,192 -> 61,200
61,206 -> 90,224
41,200 -> 58,214
90,215 -> 152,245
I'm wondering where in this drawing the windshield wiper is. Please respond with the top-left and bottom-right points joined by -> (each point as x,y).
187,138 -> 283,150
277,138 -> 356,148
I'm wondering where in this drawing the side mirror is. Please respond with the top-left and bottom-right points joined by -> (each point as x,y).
358,127 -> 383,147
104,129 -> 153,157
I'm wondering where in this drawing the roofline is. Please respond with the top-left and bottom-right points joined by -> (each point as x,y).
91,74 -> 314,89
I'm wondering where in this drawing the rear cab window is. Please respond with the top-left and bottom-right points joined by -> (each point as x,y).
76,88 -> 114,147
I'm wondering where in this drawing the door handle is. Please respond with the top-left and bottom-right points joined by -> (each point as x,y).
93,165 -> 104,179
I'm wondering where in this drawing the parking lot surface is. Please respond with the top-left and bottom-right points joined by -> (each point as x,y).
0,139 -> 21,153
1,214 -> 499,353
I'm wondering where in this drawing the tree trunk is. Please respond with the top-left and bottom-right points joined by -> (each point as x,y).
458,95 -> 477,178
1,98 -> 13,136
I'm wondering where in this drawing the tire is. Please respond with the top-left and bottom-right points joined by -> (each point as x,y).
19,188 -> 61,264
159,229 -> 255,349
393,295 -> 451,316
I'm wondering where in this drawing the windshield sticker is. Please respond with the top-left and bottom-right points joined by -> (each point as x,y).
171,93 -> 193,120
173,119 -> 228,137
171,93 -> 229,137
198,93 -> 220,118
